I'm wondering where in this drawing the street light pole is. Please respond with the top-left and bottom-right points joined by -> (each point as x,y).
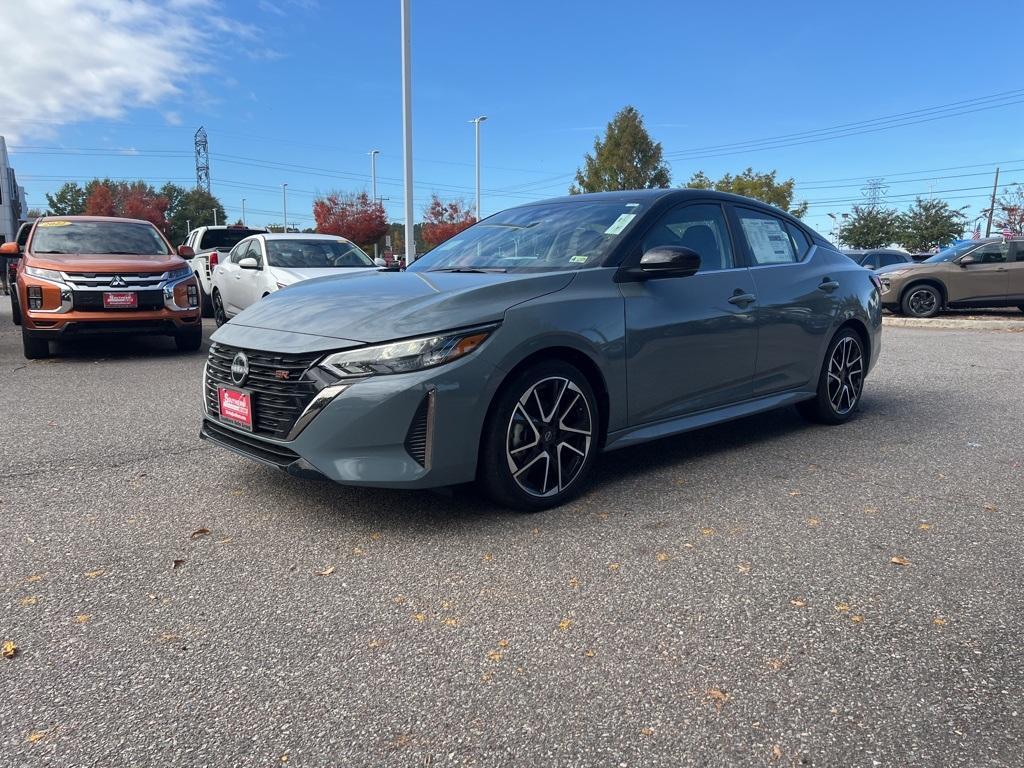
282,183 -> 289,233
212,208 -> 218,226
369,150 -> 380,259
469,116 -> 487,219
241,198 -> 247,226
400,0 -> 415,264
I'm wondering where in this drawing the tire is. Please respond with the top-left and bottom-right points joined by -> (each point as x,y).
22,327 -> 50,360
199,277 -> 214,318
212,289 -> 228,327
901,283 -> 941,318
174,325 -> 203,352
11,294 -> 21,326
797,328 -> 865,425
478,360 -> 600,512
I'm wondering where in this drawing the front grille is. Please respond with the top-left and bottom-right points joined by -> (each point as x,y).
72,289 -> 165,311
63,272 -> 167,289
205,342 -> 322,440
404,391 -> 434,467
201,419 -> 300,469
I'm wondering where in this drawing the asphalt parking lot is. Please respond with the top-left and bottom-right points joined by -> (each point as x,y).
1,303 -> 1022,767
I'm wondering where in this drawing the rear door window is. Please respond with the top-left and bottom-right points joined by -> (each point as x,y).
735,208 -> 798,265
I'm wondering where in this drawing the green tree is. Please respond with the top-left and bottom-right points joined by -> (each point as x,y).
838,205 -> 903,249
899,197 -> 967,252
165,187 -> 226,245
686,168 -> 808,217
570,106 -> 671,193
44,182 -> 88,215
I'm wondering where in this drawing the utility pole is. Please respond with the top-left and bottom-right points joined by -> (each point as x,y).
212,208 -> 218,226
241,198 -> 247,226
985,166 -> 1000,237
470,116 -> 487,218
282,183 -> 289,233
186,219 -> 191,233
369,150 -> 380,259
400,0 -> 415,264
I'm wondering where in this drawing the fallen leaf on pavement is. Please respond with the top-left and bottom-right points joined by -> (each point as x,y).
737,562 -> 752,574
370,531 -> 382,541
608,562 -> 621,572
807,517 -> 821,527
707,688 -> 729,711
190,528 -> 211,539
486,650 -> 503,662
352,547 -> 365,557
933,616 -> 947,626
558,618 -> 573,631
84,569 -> 105,578
20,596 -> 38,607
25,574 -> 45,583
656,552 -> 670,562
918,523 -> 932,531
640,727 -> 655,736
983,502 -> 998,512
890,556 -> 910,566
585,649 -> 596,658
2,641 -> 17,659
317,566 -> 336,576
850,614 -> 864,624
790,598 -> 806,608
27,729 -> 54,744
413,612 -> 427,623
74,614 -> 91,624
771,744 -> 783,761
835,602 -> 850,612
482,552 -> 493,562
864,506 -> 879,515
767,658 -> 786,671
789,490 -> 802,497
700,528 -> 715,537
443,618 -> 458,627
569,577 -> 580,589
497,639 -> 509,649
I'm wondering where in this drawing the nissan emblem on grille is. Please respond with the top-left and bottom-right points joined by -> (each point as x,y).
231,352 -> 249,386
110,275 -> 128,288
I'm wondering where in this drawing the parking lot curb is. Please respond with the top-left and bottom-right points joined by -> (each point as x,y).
882,316 -> 1024,330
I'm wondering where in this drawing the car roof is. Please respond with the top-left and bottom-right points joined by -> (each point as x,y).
35,214 -> 157,225
843,248 -> 909,255
260,232 -> 355,243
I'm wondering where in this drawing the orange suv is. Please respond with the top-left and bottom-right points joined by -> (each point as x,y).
2,216 -> 203,359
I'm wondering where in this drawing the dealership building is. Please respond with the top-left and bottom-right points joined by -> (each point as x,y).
0,136 -> 28,244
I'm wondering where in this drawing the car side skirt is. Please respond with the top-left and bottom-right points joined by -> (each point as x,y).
603,389 -> 817,452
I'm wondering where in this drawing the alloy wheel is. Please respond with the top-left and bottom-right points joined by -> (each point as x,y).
213,292 -> 227,326
907,288 -> 937,317
505,376 -> 593,498
827,336 -> 864,415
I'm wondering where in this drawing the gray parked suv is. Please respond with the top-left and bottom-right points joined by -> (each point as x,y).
200,190 -> 882,510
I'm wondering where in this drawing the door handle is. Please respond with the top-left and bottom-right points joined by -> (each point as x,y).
818,279 -> 840,292
728,292 -> 756,307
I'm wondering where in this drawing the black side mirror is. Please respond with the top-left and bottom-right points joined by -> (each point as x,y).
637,246 -> 701,278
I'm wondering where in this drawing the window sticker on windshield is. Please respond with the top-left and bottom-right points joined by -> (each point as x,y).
38,220 -> 72,227
604,213 -> 636,236
569,255 -> 588,264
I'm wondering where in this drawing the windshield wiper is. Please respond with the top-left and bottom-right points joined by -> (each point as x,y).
31,250 -> 67,254
427,267 -> 507,273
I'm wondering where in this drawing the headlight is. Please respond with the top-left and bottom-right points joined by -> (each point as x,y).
168,266 -> 193,280
319,325 -> 497,379
24,266 -> 64,283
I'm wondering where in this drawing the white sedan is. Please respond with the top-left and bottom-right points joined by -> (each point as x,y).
211,233 -> 378,324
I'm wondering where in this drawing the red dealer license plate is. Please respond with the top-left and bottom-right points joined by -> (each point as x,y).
103,292 -> 138,309
218,387 -> 253,431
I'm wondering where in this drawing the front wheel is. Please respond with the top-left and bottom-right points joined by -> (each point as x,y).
797,328 -> 865,425
22,328 -> 50,359
478,360 -> 600,512
174,326 -> 203,352
212,289 -> 228,327
901,284 -> 941,318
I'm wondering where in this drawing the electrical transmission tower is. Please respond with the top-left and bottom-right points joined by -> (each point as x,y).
194,126 -> 210,193
861,177 -> 887,208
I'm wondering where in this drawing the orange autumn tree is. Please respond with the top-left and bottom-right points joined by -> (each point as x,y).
312,191 -> 388,247
421,194 -> 476,249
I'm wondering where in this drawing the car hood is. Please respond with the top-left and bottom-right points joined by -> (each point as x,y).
270,265 -> 379,285
875,261 -> 930,276
27,253 -> 186,273
225,269 -> 577,343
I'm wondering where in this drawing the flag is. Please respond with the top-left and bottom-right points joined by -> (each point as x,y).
971,227 -> 981,240
1003,227 -> 1013,239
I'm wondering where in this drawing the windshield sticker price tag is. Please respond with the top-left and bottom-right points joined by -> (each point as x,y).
569,255 -> 588,264
604,213 -> 636,236
38,220 -> 72,227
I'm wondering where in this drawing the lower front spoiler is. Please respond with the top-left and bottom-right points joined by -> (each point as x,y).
200,419 -> 327,481
26,317 -> 200,337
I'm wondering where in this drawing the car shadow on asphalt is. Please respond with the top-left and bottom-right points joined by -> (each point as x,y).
45,334 -> 210,361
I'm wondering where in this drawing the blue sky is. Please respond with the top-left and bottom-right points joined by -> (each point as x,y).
2,0 -> 1023,239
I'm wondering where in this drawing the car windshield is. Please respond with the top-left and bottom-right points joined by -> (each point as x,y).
924,242 -> 978,263
30,220 -> 170,255
408,200 -> 649,273
199,228 -> 264,251
267,239 -> 375,268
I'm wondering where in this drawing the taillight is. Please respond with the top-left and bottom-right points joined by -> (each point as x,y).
28,286 -> 43,309
208,252 -> 219,268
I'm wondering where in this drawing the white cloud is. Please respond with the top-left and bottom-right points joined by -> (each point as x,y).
0,0 -> 251,141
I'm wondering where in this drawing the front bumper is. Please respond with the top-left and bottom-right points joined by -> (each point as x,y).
200,339 -> 506,489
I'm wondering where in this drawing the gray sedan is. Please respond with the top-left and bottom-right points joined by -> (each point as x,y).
201,189 -> 882,511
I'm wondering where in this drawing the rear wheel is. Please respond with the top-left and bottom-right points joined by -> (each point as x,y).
901,284 -> 941,318
212,289 -> 228,327
174,325 -> 203,352
22,328 -> 49,360
478,360 -> 599,512
797,328 -> 865,425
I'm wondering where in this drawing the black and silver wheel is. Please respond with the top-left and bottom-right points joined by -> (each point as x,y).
212,289 -> 228,327
797,328 -> 865,425
901,284 -> 941,318
479,360 -> 599,511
